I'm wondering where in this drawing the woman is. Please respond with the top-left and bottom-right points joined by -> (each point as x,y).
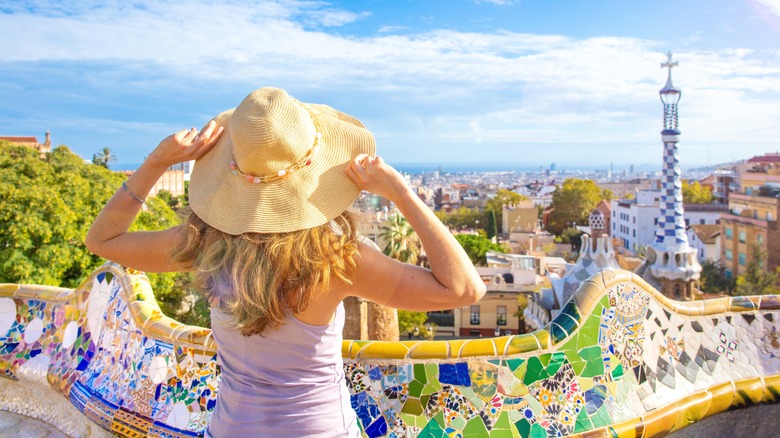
86,87 -> 485,437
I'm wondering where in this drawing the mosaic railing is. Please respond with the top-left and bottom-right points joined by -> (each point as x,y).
1,263 -> 780,437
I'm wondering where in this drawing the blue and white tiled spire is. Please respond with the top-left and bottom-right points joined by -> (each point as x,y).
640,52 -> 701,295
654,52 -> 689,250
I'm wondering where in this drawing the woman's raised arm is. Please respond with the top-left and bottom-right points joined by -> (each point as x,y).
85,121 -> 223,272
344,155 -> 486,311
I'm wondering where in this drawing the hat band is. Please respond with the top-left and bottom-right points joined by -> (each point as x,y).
229,108 -> 323,184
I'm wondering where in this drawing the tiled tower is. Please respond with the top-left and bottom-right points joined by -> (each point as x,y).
639,52 -> 702,300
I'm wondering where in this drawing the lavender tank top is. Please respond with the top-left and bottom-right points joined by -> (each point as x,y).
206,302 -> 360,437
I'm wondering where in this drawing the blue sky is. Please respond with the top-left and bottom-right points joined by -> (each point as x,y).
1,0 -> 779,169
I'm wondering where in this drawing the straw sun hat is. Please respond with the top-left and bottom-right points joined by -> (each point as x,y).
188,87 -> 376,235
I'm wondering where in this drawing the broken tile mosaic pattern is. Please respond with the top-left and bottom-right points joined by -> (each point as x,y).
1,265 -> 780,437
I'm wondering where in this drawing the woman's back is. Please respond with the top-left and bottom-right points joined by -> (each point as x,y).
208,302 -> 359,437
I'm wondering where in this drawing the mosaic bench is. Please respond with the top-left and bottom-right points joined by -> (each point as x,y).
1,263 -> 780,437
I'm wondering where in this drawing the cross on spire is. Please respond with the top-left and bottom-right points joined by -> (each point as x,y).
661,51 -> 678,75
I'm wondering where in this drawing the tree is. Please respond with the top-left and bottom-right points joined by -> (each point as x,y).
398,310 -> 434,339
92,147 -> 117,169
0,142 -> 203,325
435,206 -> 485,231
682,181 -> 713,204
380,214 -> 421,264
486,189 -> 526,232
455,233 -> 505,266
548,179 -> 610,235
486,209 -> 497,240
735,244 -> 780,296
699,260 -> 735,294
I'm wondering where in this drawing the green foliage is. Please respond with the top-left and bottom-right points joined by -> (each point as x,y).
398,310 -> 428,334
549,178 -> 608,235
734,244 -> 780,296
0,142 -> 203,324
0,143 -> 122,286
699,259 -> 735,294
435,206 -> 485,231
486,189 -> 526,232
454,233 -> 505,266
486,209 -> 497,239
682,180 -> 713,204
381,214 -> 421,264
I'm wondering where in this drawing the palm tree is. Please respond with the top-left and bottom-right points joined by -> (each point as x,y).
93,147 -> 117,169
380,214 -> 421,265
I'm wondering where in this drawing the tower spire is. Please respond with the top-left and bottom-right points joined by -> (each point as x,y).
638,52 -> 702,301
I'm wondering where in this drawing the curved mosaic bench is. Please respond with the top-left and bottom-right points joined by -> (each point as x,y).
1,263 -> 780,437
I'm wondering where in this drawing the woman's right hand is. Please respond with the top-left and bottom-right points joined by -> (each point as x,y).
148,120 -> 224,169
346,154 -> 411,202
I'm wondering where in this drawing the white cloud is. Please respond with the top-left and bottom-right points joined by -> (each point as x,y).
0,0 -> 778,166
755,0 -> 780,16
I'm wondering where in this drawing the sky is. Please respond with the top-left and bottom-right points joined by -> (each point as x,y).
1,0 -> 779,170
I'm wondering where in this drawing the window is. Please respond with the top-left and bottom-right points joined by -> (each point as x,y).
470,305 -> 480,325
633,229 -> 636,237
685,219 -> 690,226
725,269 -> 732,279
725,249 -> 733,261
700,219 -> 705,225
738,231 -> 746,244
768,212 -> 774,221
758,234 -> 764,245
633,217 -> 636,224
739,253 -> 746,266
725,228 -> 733,240
496,306 -> 507,326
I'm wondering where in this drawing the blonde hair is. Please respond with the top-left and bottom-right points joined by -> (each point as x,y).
172,208 -> 361,336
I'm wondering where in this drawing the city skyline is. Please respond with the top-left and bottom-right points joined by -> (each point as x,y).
1,0 -> 779,168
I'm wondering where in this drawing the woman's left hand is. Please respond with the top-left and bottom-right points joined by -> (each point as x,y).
148,120 -> 224,168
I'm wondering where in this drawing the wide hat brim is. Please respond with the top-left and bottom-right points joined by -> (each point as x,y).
189,89 -> 376,235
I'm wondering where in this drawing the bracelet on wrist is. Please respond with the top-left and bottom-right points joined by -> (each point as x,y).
121,181 -> 146,204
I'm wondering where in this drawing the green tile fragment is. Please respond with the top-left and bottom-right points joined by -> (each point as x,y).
506,358 -> 525,372
611,363 -> 624,380
574,413 -> 594,433
514,419 -> 531,438
402,397 -> 424,415
523,356 -> 549,385
590,406 -> 613,428
409,380 -> 424,397
546,352 -> 567,376
578,345 -> 604,378
463,416 -> 489,437
418,413 -> 447,438
450,415 -> 467,431
415,363 -> 427,382
422,382 -> 441,394
493,411 -> 512,430
529,423 -> 547,438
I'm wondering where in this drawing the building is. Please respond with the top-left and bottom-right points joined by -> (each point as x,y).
611,189 -> 724,254
455,251 -> 537,337
598,179 -> 655,200
712,168 -> 738,204
720,191 -> 780,278
686,224 -> 721,263
635,53 -> 701,301
0,131 -> 52,156
502,200 -> 537,234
